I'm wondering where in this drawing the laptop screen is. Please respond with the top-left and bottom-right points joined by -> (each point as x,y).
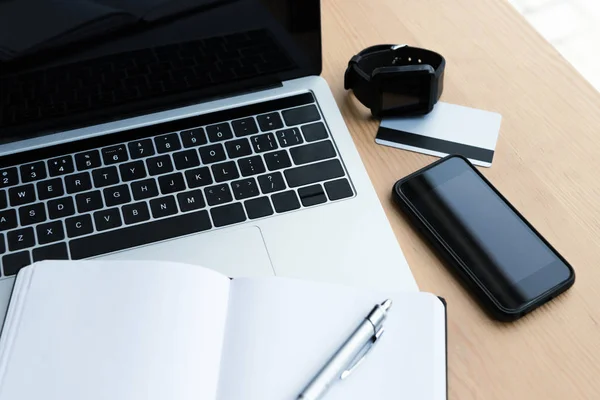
0,0 -> 322,143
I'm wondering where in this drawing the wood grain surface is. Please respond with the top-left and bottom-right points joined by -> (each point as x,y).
321,0 -> 600,399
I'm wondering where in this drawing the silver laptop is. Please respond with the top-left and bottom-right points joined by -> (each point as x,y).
0,0 -> 417,320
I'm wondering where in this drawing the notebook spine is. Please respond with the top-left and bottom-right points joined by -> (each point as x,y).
437,296 -> 448,400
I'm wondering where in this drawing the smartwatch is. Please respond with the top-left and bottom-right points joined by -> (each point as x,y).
344,44 -> 445,118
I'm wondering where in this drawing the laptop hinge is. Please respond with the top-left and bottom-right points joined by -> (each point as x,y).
198,78 -> 283,105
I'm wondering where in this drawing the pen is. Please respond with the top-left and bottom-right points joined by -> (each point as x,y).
297,299 -> 392,400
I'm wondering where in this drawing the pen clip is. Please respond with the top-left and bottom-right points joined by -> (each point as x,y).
340,326 -> 385,380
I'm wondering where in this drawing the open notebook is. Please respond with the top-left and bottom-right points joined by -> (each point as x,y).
0,261 -> 446,400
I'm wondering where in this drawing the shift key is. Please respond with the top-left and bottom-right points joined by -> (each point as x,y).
284,159 -> 345,188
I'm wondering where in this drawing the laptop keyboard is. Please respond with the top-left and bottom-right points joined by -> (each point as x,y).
0,93 -> 354,276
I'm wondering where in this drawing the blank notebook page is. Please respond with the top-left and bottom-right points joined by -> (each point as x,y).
0,260 -> 231,400
218,277 -> 446,400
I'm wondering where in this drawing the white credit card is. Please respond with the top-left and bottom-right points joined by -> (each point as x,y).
375,102 -> 502,167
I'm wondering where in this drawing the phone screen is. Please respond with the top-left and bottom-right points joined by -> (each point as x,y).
399,156 -> 573,310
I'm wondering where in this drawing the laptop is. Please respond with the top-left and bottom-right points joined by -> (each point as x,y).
0,0 -> 417,321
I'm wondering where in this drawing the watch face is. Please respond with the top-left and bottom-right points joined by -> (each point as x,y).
375,67 -> 434,116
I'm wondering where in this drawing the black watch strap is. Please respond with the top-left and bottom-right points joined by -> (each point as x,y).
344,45 -> 445,115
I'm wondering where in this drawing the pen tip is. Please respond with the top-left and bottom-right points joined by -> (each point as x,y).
381,299 -> 392,312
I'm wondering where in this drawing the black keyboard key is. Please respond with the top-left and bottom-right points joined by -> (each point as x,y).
185,167 -> 213,188
276,128 -> 304,147
32,242 -> 69,262
69,211 -> 212,259
76,190 -> 104,213
2,251 -> 31,276
284,159 -> 345,188
207,123 -> 233,142
7,227 -> 35,251
325,178 -> 354,200
251,132 -> 278,153
37,178 -> 65,200
180,128 -> 207,147
264,150 -> 292,171
131,178 -> 159,200
93,208 -> 123,231
119,161 -> 147,182
258,172 -> 286,194
173,150 -> 200,170
154,133 -> 181,153
282,104 -> 320,126
9,184 -> 36,206
75,150 -> 102,170
177,190 -> 206,212
302,122 -> 328,142
103,184 -> 131,207
225,138 -> 252,158
290,141 -> 336,165
0,209 -> 18,231
272,190 -> 301,213
210,203 -> 246,227
48,156 -> 75,176
238,156 -> 266,177
298,184 -> 327,207
232,178 -> 260,200
0,191 -> 6,209
48,197 -> 76,219
245,197 -> 273,219
150,195 -> 178,218
211,161 -> 239,183
36,221 -> 65,245
20,161 -> 47,183
122,202 -> 151,224
147,154 -> 174,175
205,184 -> 233,206
257,112 -> 283,131
18,203 -> 47,226
66,214 -> 94,237
92,166 -> 120,187
102,144 -> 129,165
65,172 -> 93,193
128,139 -> 155,159
158,173 -> 186,194
0,167 -> 19,188
232,117 -> 259,137
199,144 -> 226,164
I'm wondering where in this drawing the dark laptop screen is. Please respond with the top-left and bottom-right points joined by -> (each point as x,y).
0,0 -> 321,142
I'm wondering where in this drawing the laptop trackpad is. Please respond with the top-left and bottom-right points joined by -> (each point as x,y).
98,226 -> 275,278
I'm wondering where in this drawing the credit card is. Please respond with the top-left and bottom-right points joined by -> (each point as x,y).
376,102 -> 502,167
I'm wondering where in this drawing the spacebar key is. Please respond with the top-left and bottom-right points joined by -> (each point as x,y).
69,211 -> 212,259
284,159 -> 345,188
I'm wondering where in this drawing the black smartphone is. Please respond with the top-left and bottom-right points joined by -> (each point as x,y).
393,155 -> 575,321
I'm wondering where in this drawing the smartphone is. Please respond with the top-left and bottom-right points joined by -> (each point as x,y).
393,155 -> 575,321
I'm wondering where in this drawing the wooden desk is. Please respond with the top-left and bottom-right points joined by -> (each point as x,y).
321,0 -> 600,398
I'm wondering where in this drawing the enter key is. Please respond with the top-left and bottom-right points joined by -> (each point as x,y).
289,140 -> 336,165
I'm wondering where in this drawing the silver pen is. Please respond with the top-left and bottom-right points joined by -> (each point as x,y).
297,299 -> 393,400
